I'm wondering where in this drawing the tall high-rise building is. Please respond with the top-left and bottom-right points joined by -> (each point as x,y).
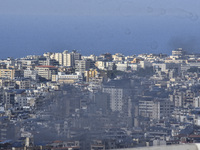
55,53 -> 63,66
75,59 -> 90,73
102,79 -> 132,113
71,50 -> 81,67
49,50 -> 81,67
63,51 -> 73,67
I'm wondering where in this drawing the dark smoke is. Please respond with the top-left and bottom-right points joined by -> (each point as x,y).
168,36 -> 200,53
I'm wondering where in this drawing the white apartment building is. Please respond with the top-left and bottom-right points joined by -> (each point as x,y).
63,51 -> 72,67
15,95 -> 28,108
95,61 -> 106,70
50,50 -> 81,67
52,52 -> 63,66
24,68 -> 38,80
75,59 -> 90,73
35,65 -> 57,80
116,63 -> 128,71
194,96 -> 200,108
152,99 -> 174,120
103,86 -> 130,112
53,72 -> 83,83
15,79 -> 31,89
152,62 -> 181,74
139,99 -> 154,118
112,53 -> 125,61
139,98 -> 174,120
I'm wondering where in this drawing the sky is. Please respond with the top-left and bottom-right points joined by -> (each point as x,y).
0,0 -> 200,58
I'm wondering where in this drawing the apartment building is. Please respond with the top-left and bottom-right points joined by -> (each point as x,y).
35,65 -> 57,81
102,80 -> 132,112
24,68 -> 38,80
152,99 -> 174,120
50,50 -> 81,67
75,59 -> 91,73
15,78 -> 31,89
0,68 -> 21,79
52,72 -> 83,83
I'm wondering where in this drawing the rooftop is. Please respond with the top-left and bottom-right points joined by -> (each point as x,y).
36,65 -> 57,68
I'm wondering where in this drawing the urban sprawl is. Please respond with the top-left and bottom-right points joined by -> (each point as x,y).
0,48 -> 200,150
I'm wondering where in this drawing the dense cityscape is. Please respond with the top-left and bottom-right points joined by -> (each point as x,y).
0,48 -> 200,150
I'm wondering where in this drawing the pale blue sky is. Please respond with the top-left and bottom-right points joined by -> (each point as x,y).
0,0 -> 200,58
